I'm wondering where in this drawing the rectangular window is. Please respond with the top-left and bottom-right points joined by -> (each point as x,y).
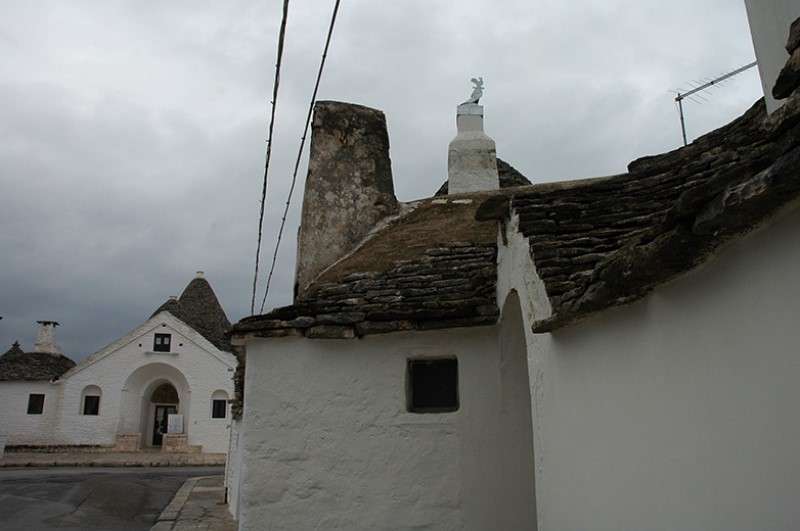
211,399 -> 227,419
27,393 -> 45,415
153,333 -> 171,352
83,395 -> 100,415
407,358 -> 459,413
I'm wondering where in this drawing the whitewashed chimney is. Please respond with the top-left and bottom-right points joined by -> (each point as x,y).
34,320 -> 61,355
448,78 -> 499,194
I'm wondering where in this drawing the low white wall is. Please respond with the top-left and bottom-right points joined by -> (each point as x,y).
0,381 -> 63,445
238,326 -> 519,530
531,204 -> 800,530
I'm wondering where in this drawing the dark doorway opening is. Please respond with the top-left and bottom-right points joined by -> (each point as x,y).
153,404 -> 177,446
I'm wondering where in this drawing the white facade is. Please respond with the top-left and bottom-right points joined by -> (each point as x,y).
0,311 -> 236,453
499,201 -> 800,530
229,43 -> 800,522
232,325 -> 536,529
231,198 -> 800,530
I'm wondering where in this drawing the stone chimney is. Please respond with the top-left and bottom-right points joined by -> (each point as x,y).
448,91 -> 499,194
295,101 -> 399,298
34,320 -> 61,355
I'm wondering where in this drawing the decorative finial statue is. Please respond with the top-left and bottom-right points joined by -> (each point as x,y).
463,77 -> 484,104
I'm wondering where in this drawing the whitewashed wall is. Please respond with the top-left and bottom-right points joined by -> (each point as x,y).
0,380 -> 62,445
507,203 -> 800,530
61,314 -> 236,452
2,313 -> 235,453
225,417 -> 245,520
236,325 -> 536,530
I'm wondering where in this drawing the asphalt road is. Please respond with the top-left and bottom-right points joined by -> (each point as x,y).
0,466 -> 223,531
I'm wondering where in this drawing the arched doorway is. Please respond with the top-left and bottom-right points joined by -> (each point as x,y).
150,382 -> 179,446
119,363 -> 191,449
498,290 -> 537,529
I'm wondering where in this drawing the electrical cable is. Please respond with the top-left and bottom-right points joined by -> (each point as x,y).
259,0 -> 342,314
251,0 -> 291,316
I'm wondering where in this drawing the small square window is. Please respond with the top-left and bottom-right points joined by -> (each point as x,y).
407,358 -> 459,413
211,399 -> 227,419
83,395 -> 100,415
154,333 -> 171,352
27,393 -> 45,415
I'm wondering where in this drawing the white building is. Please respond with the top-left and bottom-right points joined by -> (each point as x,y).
0,272 -> 236,454
225,23 -> 800,529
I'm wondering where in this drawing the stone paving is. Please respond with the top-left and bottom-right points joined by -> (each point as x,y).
151,475 -> 237,531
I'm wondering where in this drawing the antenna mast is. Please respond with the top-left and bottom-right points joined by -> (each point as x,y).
674,61 -> 757,146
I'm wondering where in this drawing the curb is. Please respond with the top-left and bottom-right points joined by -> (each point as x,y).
151,476 -> 205,530
0,451 -> 226,468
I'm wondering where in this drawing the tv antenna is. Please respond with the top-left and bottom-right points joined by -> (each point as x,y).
672,61 -> 757,146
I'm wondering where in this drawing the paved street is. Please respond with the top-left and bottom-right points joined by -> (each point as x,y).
0,466 -> 223,531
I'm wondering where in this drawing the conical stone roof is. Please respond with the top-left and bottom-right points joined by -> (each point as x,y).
0,341 -> 76,381
152,273 -> 232,351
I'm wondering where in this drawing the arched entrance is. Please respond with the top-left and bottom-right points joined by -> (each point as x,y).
498,290 -> 537,529
150,382 -> 179,446
118,362 -> 191,449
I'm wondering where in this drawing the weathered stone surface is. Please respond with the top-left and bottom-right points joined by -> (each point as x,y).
521,91 -> 800,333
284,316 -> 316,328
354,320 -> 415,337
229,197 -> 501,342
475,194 -> 510,221
694,145 -> 800,234
786,16 -> 800,54
773,47 -> 800,100
295,101 -> 399,297
305,325 -> 356,340
0,343 -> 75,382
316,312 -> 366,325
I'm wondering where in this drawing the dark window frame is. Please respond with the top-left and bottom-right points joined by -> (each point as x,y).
153,333 -> 172,352
27,393 -> 45,415
211,399 -> 227,419
407,358 -> 459,413
83,395 -> 100,416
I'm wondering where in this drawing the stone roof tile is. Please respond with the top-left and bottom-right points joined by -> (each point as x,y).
152,275 -> 232,351
0,341 -> 76,381
505,95 -> 800,332
232,197 -> 500,340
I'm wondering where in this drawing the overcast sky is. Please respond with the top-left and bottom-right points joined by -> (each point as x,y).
1,1 -> 763,361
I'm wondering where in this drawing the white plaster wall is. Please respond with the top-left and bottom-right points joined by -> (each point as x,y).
497,211 -> 553,528
0,380 -> 63,445
70,317 -> 235,452
528,203 -> 800,530
11,313 -> 236,452
224,417 -> 244,520
238,326 -> 517,531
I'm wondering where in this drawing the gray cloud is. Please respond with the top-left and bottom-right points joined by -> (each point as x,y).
0,0 -> 763,360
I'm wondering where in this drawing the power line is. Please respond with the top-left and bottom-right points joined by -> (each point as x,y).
250,0 -> 290,316
260,0 -> 342,314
